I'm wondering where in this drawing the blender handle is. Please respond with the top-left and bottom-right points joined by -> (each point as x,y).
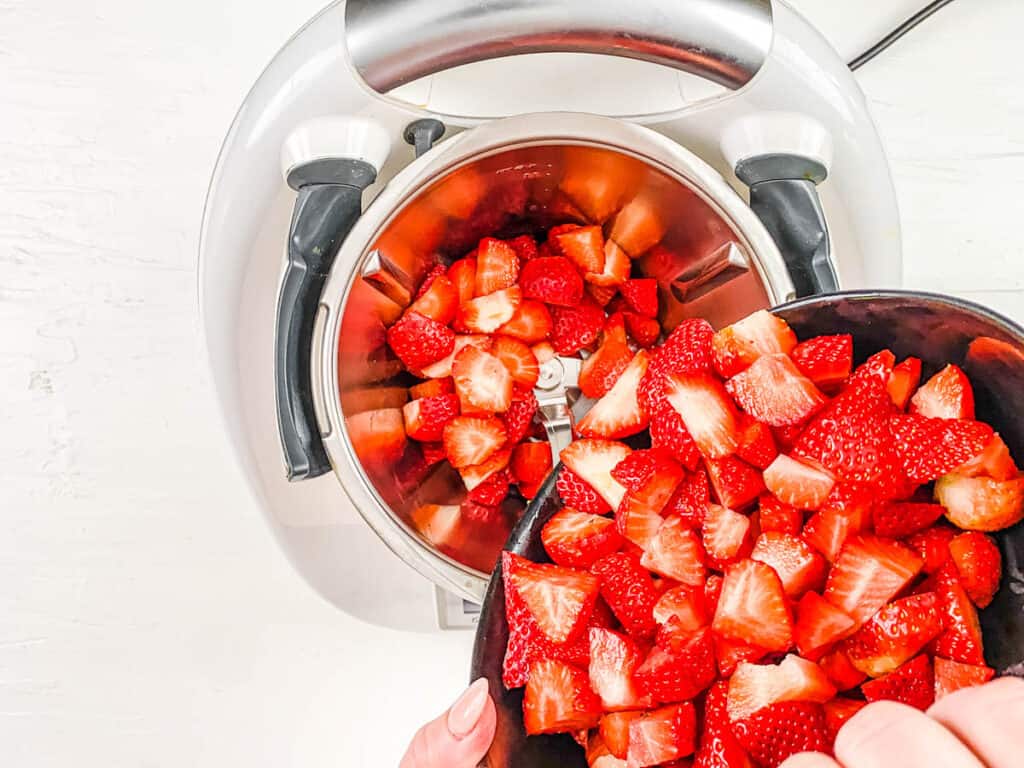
275,161 -> 376,481
343,0 -> 773,92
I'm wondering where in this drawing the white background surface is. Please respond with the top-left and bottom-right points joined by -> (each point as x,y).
2,1 -> 1023,766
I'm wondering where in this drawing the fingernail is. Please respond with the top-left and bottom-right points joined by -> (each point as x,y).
447,678 -> 489,739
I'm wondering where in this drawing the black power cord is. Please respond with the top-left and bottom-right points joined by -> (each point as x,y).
849,0 -> 957,71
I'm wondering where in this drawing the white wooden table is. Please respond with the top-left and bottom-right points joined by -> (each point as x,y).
2,1 -> 1022,766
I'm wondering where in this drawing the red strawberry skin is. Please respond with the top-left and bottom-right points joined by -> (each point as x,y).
861,653 -> 935,711
694,680 -> 753,768
551,300 -> 607,355
706,455 -> 766,511
519,256 -> 583,306
638,319 -> 715,412
634,628 -> 717,704
620,278 -> 659,318
733,701 -> 832,768
557,466 -> 612,516
873,502 -> 945,539
930,562 -> 985,665
592,551 -> 660,642
843,592 -> 945,677
890,414 -> 995,483
386,311 -> 455,370
791,334 -> 853,390
948,531 -> 1001,608
541,509 -> 624,569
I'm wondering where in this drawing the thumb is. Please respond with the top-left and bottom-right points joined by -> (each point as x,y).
400,678 -> 497,768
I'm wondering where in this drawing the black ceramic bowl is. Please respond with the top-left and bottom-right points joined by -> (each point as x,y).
470,291 -> 1024,768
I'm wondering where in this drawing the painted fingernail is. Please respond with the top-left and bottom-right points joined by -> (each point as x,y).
447,678 -> 490,739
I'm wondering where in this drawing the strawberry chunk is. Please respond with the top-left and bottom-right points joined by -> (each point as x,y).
401,393 -> 459,441
751,532 -> 827,598
706,455 -> 765,511
551,300 -> 607,355
491,335 -> 539,388
446,257 -> 476,304
592,551 -> 660,641
578,350 -> 651,439
665,374 -> 740,459
619,278 -> 658,318
520,256 -> 584,307
843,592 -> 944,676
635,628 -> 717,704
713,559 -> 794,652
823,535 -> 923,626
763,454 -> 835,510
734,701 -> 831,768
931,562 -> 985,664
910,363 -> 975,419
887,357 -> 922,410
511,441 -> 553,487
458,446 -> 512,491
627,703 -> 697,767
726,353 -> 826,427
418,334 -> 491,378
589,628 -> 654,711
702,505 -> 753,566
579,314 -> 633,398
695,680 -> 753,768
846,349 -> 896,388
639,318 -> 715,407
712,310 -> 797,378
665,469 -> 711,528
955,433 -> 1019,481
506,234 -> 538,261
861,654 -> 934,711
554,225 -> 606,274
505,552 -> 600,644
557,466 -> 612,515
624,312 -> 661,348
793,591 -> 857,660
616,492 -> 666,549
586,239 -> 631,287
641,517 -> 707,586
933,656 -> 995,700
541,509 -> 622,569
726,654 -> 836,721
523,658 -> 603,734
791,334 -> 853,391
452,345 -> 513,413
935,472 -> 1024,532
654,584 -> 710,634
873,502 -> 945,539
648,396 -> 702,471
496,299 -> 553,343
819,648 -> 868,691
458,285 -> 523,333
600,711 -> 643,760
386,311 -> 455,370
757,494 -> 803,536
561,440 -> 631,512
736,416 -> 779,470
442,415 -> 507,468
890,414 -> 995,483
468,468 -> 511,505
611,448 -> 680,493
907,524 -> 956,574
407,273 -> 458,324
801,483 -> 874,561
948,531 -> 1001,608
474,237 -> 520,296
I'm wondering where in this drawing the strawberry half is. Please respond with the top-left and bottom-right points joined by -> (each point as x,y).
579,314 -> 633,398
734,701 -> 831,768
402,393 -> 459,441
711,310 -> 797,378
386,311 -> 455,370
727,654 -> 836,721
762,454 -> 835,510
702,504 -> 753,566
541,509 -> 622,569
931,562 -> 985,664
665,374 -> 740,459
591,551 -> 660,641
706,455 -> 766,511
861,653 -> 934,711
948,531 -> 1001,608
823,697 -> 867,738
933,656 -> 995,700
843,592 -> 944,676
641,516 -> 707,586
474,237 -> 520,296
887,356 -> 922,410
635,628 -> 717,704
713,559 -> 793,652
791,334 -> 853,391
823,535 -> 923,626
407,273 -> 458,324
751,532 -> 827,598
726,353 -> 826,427
561,439 -> 632,511
578,350 -> 651,439
910,363 -> 975,419
589,628 -> 654,711
496,299 -> 553,343
627,703 -> 697,768
557,466 -> 612,515
554,225 -> 606,274
452,345 -> 513,413
552,300 -> 607,356
491,335 -> 539,388
520,256 -> 584,307
523,658 -> 603,735
873,501 -> 945,539
619,278 -> 658,318
793,591 -> 857,660
442,415 -> 507,468
935,472 -> 1024,532
505,552 -> 600,644
890,414 -> 995,483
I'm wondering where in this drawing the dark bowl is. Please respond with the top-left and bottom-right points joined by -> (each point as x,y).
470,290 -> 1024,768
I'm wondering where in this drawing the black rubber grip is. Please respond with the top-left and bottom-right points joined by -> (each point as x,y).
275,161 -> 375,481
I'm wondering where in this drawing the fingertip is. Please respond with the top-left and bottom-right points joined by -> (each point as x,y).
778,751 -> 842,768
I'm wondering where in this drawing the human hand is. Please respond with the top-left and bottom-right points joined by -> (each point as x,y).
400,678 -> 497,768
781,676 -> 1024,768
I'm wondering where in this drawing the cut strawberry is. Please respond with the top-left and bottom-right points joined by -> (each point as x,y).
757,495 -> 803,536
793,591 -> 856,660
551,300 -> 607,356
931,562 -> 985,665
734,700 -> 831,768
511,440 -> 552,486
713,559 -> 793,652
591,551 -> 660,641
736,416 -> 779,470
589,628 -> 654,711
505,552 -> 600,644
772,423 -> 805,452
694,680 -> 754,768
715,635 -> 768,678
801,484 -> 874,561
610,448 -> 679,493
507,234 -> 538,261
458,285 -> 523,333
586,239 -> 631,287
474,237 -> 520,296
726,654 -> 836,721
956,433 -> 1018,481
468,468 -> 512,505
624,312 -> 661,348
558,466 -> 613,516
887,357 -> 922,410
819,648 -> 868,691
641,517 -> 707,586
520,256 -> 584,307
587,282 -> 619,307
627,703 -> 697,767
654,585 -> 709,633
619,278 -> 658,318
935,472 -> 1024,532
702,505 -> 753,566
502,386 -> 538,444
706,455 -> 765,511
386,311 -> 455,370
409,377 -> 454,400
751,532 -> 827,598
844,592 -> 944,676
907,524 -> 956,574
578,350 -> 651,439
580,314 -> 633,398
664,374 -> 740,459
447,257 -> 477,304
459,447 -> 513,491
452,345 -> 513,413
726,353 -> 826,427
402,393 -> 459,441
910,363 -> 975,420
762,454 -> 835,510
561,439 -> 632,511
846,349 -> 895,388
711,310 -> 797,378
648,396 -> 702,471
791,334 -> 853,391
407,273 -> 458,324
933,656 -> 995,700
617,492 -> 666,549
823,697 -> 867,738
414,263 -> 447,298
442,415 -> 507,469
873,502 -> 945,539
541,509 -> 622,569
418,334 -> 491,378
665,469 -> 711,528
601,711 -> 643,760
890,414 -> 995,483
635,628 -> 717,704
496,299 -> 553,343
639,319 -> 715,410
948,531 -> 1001,608
823,535 -> 923,626
489,335 -> 539,388
523,658 -> 603,734
555,225 -> 606,274
861,654 -> 934,711
532,340 -> 556,364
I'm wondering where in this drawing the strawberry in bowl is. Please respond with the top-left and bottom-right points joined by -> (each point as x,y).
470,292 -> 1024,768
